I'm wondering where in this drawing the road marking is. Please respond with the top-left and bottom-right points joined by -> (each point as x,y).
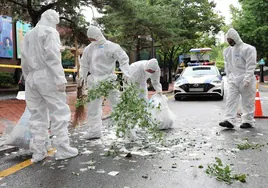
0,149 -> 56,178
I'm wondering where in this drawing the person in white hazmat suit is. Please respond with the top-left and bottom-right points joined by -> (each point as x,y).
219,28 -> 257,129
128,58 -> 162,101
21,9 -> 78,162
79,25 -> 131,140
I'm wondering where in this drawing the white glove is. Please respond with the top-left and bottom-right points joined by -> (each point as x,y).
57,84 -> 66,92
244,81 -> 250,87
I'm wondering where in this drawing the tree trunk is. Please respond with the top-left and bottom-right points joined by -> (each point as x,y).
163,53 -> 167,81
136,37 -> 140,61
168,47 -> 174,83
75,36 -> 79,78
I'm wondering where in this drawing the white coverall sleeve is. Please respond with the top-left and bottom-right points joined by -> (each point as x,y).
243,47 -> 257,83
112,44 -> 130,78
20,36 -> 30,79
44,31 -> 67,85
223,49 -> 230,78
150,68 -> 162,92
79,47 -> 90,79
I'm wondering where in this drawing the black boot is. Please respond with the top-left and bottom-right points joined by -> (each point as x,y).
219,120 -> 234,129
240,123 -> 253,129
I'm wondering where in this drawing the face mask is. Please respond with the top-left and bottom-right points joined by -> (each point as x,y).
227,38 -> 236,46
228,41 -> 236,46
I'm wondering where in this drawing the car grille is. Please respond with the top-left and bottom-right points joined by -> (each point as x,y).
179,83 -> 214,92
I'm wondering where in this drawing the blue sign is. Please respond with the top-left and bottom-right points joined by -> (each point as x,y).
258,59 -> 265,65
0,16 -> 13,58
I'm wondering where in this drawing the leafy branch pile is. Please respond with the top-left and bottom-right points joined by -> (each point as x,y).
73,80 -> 118,127
206,157 -> 246,184
237,142 -> 265,150
87,80 -> 120,102
111,83 -> 163,141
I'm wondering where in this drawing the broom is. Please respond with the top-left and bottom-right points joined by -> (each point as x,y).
72,78 -> 87,128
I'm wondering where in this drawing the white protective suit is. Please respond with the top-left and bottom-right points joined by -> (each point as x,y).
21,9 -> 78,162
223,28 -> 257,125
79,25 -> 131,139
129,59 -> 162,100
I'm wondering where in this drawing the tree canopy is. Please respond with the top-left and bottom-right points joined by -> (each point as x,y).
96,0 -> 224,82
231,0 -> 268,60
0,0 -> 103,45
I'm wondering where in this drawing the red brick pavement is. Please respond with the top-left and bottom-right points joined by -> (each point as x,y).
0,83 -> 174,134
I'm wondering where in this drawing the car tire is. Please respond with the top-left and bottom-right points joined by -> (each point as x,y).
175,95 -> 182,101
218,95 -> 224,100
218,90 -> 224,100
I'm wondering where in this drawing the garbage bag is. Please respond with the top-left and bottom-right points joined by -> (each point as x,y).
4,108 -> 52,150
4,107 -> 32,149
148,94 -> 176,130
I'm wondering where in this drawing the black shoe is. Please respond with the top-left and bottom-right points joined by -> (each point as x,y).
240,123 -> 253,129
219,121 -> 234,129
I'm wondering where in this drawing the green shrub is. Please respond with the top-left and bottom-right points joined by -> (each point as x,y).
0,72 -> 15,87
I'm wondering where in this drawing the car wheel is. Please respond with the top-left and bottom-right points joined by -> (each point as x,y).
218,90 -> 224,100
175,95 -> 182,101
218,95 -> 224,100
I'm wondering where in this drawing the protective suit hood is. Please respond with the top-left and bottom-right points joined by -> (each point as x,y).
38,9 -> 59,29
144,58 -> 159,71
226,28 -> 243,45
87,25 -> 106,45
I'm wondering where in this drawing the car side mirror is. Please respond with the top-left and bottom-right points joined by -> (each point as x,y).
220,72 -> 226,76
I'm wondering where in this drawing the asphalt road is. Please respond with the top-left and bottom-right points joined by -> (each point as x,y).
0,80 -> 268,188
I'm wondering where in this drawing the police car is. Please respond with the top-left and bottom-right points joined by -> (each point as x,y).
173,63 -> 224,100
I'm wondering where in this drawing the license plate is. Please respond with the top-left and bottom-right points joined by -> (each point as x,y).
189,88 -> 204,92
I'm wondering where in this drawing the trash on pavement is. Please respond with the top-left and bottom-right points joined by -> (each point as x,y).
108,171 -> 119,176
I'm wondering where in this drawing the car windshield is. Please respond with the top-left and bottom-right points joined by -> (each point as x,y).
182,67 -> 218,77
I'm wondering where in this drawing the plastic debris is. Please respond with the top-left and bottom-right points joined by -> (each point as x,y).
81,150 -> 93,155
80,161 -> 96,165
108,171 -> 119,176
80,168 -> 88,172
96,169 -> 106,174
88,166 -> 96,170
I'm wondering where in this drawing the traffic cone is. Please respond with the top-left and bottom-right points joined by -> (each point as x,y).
254,89 -> 263,117
254,77 -> 268,118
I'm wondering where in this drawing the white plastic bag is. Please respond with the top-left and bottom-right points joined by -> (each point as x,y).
3,91 -> 51,149
4,108 -> 52,150
149,94 -> 176,130
4,108 -> 32,149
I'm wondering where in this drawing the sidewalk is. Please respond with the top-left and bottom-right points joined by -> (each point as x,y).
0,83 -> 174,135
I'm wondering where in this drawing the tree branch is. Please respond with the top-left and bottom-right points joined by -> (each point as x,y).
38,2 -> 58,14
6,0 -> 27,8
27,0 -> 33,15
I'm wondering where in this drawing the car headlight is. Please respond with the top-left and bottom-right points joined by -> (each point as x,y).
212,80 -> 222,84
